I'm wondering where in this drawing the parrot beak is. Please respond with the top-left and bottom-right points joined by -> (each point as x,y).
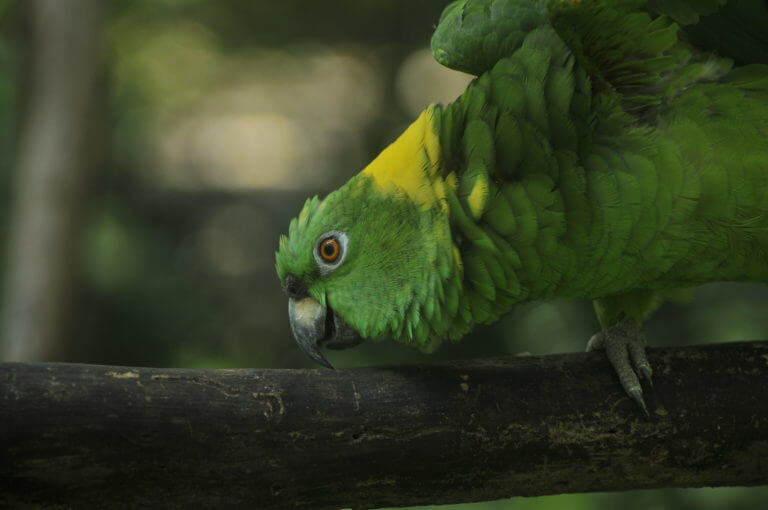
288,296 -> 361,369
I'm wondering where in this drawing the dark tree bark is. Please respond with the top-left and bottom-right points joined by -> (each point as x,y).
2,341 -> 768,509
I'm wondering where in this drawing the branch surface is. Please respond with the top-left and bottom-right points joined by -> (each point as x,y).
2,341 -> 768,508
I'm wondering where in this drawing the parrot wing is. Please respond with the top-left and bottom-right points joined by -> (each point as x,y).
429,0 -> 768,415
432,0 -> 768,113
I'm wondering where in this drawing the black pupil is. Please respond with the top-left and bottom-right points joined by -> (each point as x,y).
323,241 -> 336,257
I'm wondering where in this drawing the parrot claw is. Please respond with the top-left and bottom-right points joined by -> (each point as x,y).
638,363 -> 654,387
628,387 -> 650,418
587,321 -> 652,417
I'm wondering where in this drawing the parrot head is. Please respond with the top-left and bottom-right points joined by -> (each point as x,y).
275,107 -> 464,367
275,174 -> 458,367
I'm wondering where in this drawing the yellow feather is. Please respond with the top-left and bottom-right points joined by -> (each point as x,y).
467,175 -> 489,219
362,105 -> 445,211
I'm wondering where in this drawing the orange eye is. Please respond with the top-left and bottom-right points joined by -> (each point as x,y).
318,237 -> 340,262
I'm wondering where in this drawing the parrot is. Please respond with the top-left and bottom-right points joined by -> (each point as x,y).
275,0 -> 768,415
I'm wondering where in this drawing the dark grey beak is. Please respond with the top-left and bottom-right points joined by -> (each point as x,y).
288,297 -> 361,369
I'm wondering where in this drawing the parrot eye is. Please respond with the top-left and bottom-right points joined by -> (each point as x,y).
319,238 -> 340,262
314,231 -> 348,272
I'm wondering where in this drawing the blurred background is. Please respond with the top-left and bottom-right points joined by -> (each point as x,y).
0,0 -> 766,508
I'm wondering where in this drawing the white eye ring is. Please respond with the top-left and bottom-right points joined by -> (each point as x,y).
313,230 -> 349,273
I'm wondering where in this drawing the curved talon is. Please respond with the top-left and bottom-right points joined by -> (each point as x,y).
587,322 -> 653,416
638,364 -> 654,386
628,387 -> 649,417
628,340 -> 653,386
585,334 -> 603,352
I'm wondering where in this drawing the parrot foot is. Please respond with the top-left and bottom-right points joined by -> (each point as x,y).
586,321 -> 653,417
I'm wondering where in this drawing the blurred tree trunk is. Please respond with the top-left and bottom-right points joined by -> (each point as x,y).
0,0 -> 103,361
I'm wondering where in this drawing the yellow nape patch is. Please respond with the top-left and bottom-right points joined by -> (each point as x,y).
362,105 -> 445,211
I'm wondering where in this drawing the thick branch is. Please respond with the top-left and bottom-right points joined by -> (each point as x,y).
2,342 -> 768,508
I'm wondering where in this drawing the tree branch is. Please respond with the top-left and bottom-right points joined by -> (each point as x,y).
2,341 -> 768,508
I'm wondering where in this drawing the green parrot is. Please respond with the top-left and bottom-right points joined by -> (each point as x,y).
275,0 -> 768,414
